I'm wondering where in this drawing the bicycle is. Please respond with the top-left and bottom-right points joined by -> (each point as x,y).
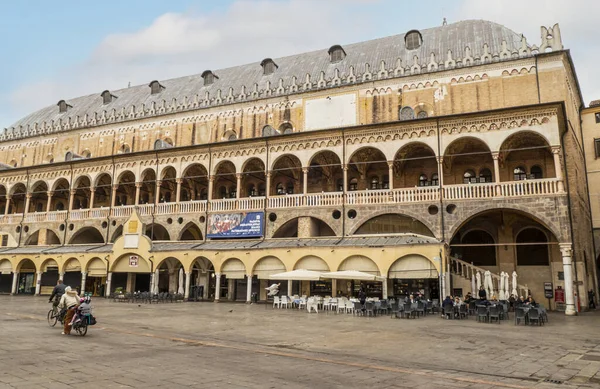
47,303 -> 65,327
72,313 -> 94,336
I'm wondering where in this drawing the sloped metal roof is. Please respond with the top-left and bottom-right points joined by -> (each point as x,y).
7,20 -> 528,135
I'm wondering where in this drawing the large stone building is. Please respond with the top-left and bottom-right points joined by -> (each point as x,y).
0,20 -> 595,315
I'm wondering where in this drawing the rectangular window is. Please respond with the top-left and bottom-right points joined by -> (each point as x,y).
1,235 -> 6,246
595,112 -> 600,123
595,139 -> 600,158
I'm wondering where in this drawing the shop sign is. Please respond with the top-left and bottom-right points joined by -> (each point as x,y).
555,286 -> 565,303
129,255 -> 139,268
207,212 -> 264,238
544,282 -> 553,299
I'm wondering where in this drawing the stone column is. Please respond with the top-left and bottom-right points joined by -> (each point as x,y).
227,279 -> 235,301
560,243 -> 577,316
214,273 -> 221,301
332,279 -> 337,297
235,173 -> 242,199
89,187 -> 95,209
436,157 -> 444,186
134,183 -> 141,205
208,176 -> 214,201
342,165 -> 348,193
11,272 -> 18,295
4,195 -> 11,215
105,272 -> 113,298
492,152 -> 500,183
265,172 -> 271,198
68,189 -> 76,211
80,272 -> 87,294
184,271 -> 192,300
24,193 -> 32,214
246,274 -> 253,303
552,147 -> 565,192
154,180 -> 162,205
46,192 -> 53,212
288,279 -> 293,296
111,185 -> 118,207
59,272 -> 65,281
387,161 -> 394,189
175,178 -> 182,203
35,271 -> 42,295
381,277 -> 388,299
302,167 -> 308,195
149,272 -> 155,294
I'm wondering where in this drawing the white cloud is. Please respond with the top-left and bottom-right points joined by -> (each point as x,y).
6,0 -> 371,127
454,0 -> 600,103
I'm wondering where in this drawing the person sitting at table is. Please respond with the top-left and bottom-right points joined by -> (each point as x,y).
526,295 -> 536,306
464,293 -> 472,304
478,286 -> 487,300
516,296 -> 526,307
443,295 -> 453,307
508,294 -> 516,309
453,296 -> 462,306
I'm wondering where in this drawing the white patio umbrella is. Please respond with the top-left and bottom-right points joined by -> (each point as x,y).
153,267 -> 160,294
511,271 -> 518,297
476,271 -> 482,293
321,270 -> 383,281
471,273 -> 477,296
269,269 -> 322,281
177,268 -> 184,295
499,272 -> 507,300
505,272 -> 511,299
484,270 -> 493,299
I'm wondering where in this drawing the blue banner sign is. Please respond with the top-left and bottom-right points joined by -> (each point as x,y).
207,212 -> 264,238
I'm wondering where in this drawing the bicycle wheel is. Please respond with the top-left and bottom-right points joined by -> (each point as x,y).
76,323 -> 88,336
47,310 -> 57,327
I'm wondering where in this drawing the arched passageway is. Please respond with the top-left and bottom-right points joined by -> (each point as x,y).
16,259 -> 36,294
393,143 -> 437,188
443,137 -> 494,185
181,164 -> 208,201
116,171 -> 136,206
499,131 -> 554,181
190,257 -> 215,300
69,227 -> 105,245
355,214 -> 434,237
272,217 -> 335,238
156,257 -> 184,293
388,255 -> 439,301
144,224 -> 170,241
241,158 -> 266,198
213,161 -> 237,199
348,147 -> 388,191
307,151 -> 343,193
270,155 -> 302,195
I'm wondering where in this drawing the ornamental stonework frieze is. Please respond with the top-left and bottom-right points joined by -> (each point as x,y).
212,145 -> 267,159
268,136 -> 342,153
439,107 -> 557,135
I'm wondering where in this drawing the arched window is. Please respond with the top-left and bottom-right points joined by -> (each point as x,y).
382,175 -> 389,189
279,122 -> 294,134
223,130 -> 237,141
260,58 -> 278,75
55,202 -> 65,211
201,70 -> 217,86
262,125 -> 278,137
349,178 -> 358,191
199,189 -> 207,200
530,165 -> 543,179
417,111 -> 428,119
9,160 -> 17,168
36,203 -> 44,212
479,168 -> 492,183
516,228 -> 549,266
418,174 -> 428,187
337,179 -> 344,192
258,183 -> 266,196
149,81 -> 164,95
276,183 -> 285,195
399,106 -> 415,121
431,173 -> 439,186
513,166 -> 526,181
463,169 -> 476,184
81,150 -> 91,159
286,182 -> 294,194
404,30 -> 422,50
228,186 -> 236,199
219,186 -> 227,199
328,45 -> 346,63
119,144 -> 131,154
370,176 -> 379,190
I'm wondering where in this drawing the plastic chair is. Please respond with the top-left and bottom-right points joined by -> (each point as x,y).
353,301 -> 363,316
365,301 -> 375,317
514,307 -> 526,325
528,308 -> 543,326
443,304 -> 454,320
476,305 -> 489,323
402,303 -> 414,319
489,305 -> 501,323
415,301 -> 425,317
459,304 -> 468,319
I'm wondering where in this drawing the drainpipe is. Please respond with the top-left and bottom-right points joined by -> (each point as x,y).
61,163 -> 74,247
17,168 -> 30,247
105,136 -> 117,244
436,118 -> 445,243
150,151 -> 159,241
341,128 -> 346,239
204,145 -> 212,242
560,106 -> 579,301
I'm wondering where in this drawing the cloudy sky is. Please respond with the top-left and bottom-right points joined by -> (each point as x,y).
0,0 -> 596,128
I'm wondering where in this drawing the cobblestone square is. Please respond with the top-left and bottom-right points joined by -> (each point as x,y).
0,296 -> 599,388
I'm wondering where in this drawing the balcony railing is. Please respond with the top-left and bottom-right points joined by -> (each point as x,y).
443,179 -> 562,200
1,179 -> 566,225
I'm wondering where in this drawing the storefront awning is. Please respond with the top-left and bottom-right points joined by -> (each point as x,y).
253,257 -> 286,280
388,255 -> 438,279
87,258 -> 107,277
221,259 -> 246,280
0,260 -> 12,275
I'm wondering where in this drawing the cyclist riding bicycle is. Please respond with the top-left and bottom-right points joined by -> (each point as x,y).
48,279 -> 66,306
